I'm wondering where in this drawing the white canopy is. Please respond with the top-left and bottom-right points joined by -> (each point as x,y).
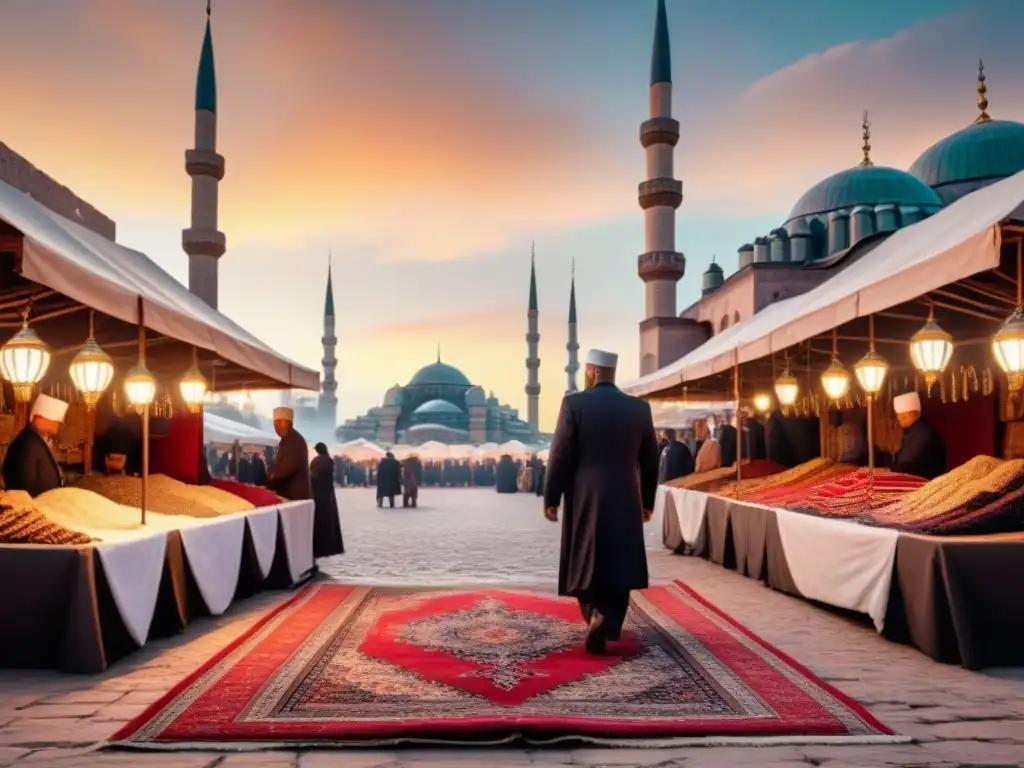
417,440 -> 451,459
624,170 -> 1024,397
336,438 -> 386,462
536,448 -> 550,462
498,439 -> 533,458
650,400 -> 735,428
474,442 -> 501,460
446,443 -> 476,459
390,444 -> 418,460
203,412 -> 278,448
0,179 -> 318,390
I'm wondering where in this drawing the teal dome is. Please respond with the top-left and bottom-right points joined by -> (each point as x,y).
787,165 -> 942,223
412,399 -> 464,416
909,119 -> 1024,189
407,361 -> 472,388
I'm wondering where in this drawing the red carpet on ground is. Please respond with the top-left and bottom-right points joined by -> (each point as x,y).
112,582 -> 895,747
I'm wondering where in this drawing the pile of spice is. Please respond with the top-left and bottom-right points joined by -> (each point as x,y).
714,460 -> 787,497
149,475 -> 255,514
664,466 -> 737,491
75,474 -> 221,518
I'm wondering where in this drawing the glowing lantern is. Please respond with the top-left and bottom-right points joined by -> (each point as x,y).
774,366 -> 799,408
179,348 -> 208,414
854,349 -> 889,396
752,392 -> 772,413
993,306 -> 1024,392
69,312 -> 114,409
124,362 -> 157,412
910,310 -> 954,394
820,357 -> 851,401
0,307 -> 51,403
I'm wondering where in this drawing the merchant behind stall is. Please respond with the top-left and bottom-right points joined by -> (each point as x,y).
2,394 -> 68,497
266,407 -> 311,500
888,392 -> 946,480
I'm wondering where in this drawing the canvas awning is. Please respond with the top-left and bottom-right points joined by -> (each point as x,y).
0,179 -> 318,390
203,412 -> 279,447
624,169 -> 1024,398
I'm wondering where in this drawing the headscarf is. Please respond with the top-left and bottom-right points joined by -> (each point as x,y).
314,442 -> 329,457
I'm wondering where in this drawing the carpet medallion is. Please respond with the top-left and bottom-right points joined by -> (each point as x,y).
112,582 -> 898,748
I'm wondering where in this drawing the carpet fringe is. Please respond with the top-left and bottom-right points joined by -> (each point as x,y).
104,734 -> 914,752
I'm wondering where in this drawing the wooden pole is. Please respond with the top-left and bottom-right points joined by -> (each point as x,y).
83,408 -> 95,475
867,315 -> 876,474
138,297 -> 149,526
734,362 -> 742,498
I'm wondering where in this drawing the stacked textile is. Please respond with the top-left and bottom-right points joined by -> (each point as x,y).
0,491 -> 93,545
718,458 -> 834,500
75,474 -> 221,518
745,463 -> 856,507
788,469 -> 927,518
210,479 -> 285,508
869,456 -> 1024,535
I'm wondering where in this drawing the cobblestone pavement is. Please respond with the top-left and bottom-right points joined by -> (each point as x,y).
1,487 -> 1023,767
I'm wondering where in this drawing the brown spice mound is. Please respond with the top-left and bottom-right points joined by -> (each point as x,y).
74,474 -> 221,517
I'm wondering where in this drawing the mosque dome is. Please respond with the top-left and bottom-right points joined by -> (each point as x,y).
786,164 -> 942,224
412,399 -> 465,416
407,360 -> 472,388
909,119 -> 1024,191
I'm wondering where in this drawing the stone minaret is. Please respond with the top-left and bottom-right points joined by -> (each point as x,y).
183,1 -> 226,309
565,259 -> 579,394
318,256 -> 338,429
637,0 -> 703,375
525,244 -> 541,433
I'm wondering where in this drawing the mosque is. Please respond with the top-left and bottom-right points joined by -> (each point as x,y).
639,0 -> 1024,375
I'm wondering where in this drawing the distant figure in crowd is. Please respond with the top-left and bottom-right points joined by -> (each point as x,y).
765,409 -> 795,468
266,407 -> 311,500
250,451 -> 269,486
716,421 -> 738,467
888,392 -> 946,479
3,394 -> 68,497
376,451 -> 402,508
694,430 -> 722,474
658,428 -> 693,484
544,349 -> 659,655
309,443 -> 344,557
402,455 -> 421,507
532,455 -> 546,497
495,454 -> 518,493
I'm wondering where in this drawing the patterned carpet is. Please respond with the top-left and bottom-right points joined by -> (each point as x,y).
111,582 -> 898,747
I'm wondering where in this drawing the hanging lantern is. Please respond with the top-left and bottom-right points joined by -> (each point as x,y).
854,349 -> 889,396
752,392 -> 772,413
992,306 -> 1024,392
124,362 -> 157,413
774,364 -> 799,408
179,348 -> 208,414
910,309 -> 954,394
0,306 -> 51,403
69,311 -> 114,409
820,357 -> 851,401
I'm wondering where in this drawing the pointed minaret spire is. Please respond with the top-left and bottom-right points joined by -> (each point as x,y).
437,342 -> 441,363
525,243 -> 541,433
975,59 -> 991,124
183,0 -> 226,308
318,253 -> 339,437
565,259 -> 579,394
860,110 -> 873,166
650,0 -> 672,86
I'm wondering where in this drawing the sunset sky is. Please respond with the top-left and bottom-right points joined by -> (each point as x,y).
3,0 -> 1024,430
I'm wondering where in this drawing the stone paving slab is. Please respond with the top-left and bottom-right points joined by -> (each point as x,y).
1,488 -> 1023,767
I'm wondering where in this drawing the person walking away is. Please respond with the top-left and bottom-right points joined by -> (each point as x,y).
402,455 -> 420,507
309,443 -> 344,557
266,407 -> 311,501
543,349 -> 659,655
658,428 -> 693,484
376,451 -> 402,508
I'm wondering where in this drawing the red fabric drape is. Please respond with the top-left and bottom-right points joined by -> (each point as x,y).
149,413 -> 203,484
920,391 -> 997,472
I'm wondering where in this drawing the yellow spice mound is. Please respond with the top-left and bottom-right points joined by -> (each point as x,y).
872,456 -> 1015,523
665,466 -> 736,490
74,474 -> 221,518
0,491 -> 93,546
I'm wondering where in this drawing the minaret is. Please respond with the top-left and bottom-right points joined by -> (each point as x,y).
183,0 -> 226,309
525,244 -> 541,433
637,0 -> 701,375
318,255 -> 338,429
565,259 -> 579,394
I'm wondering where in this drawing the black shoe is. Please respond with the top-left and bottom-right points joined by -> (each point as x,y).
585,611 -> 607,655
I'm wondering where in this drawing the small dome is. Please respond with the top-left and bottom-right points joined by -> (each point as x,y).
407,361 -> 472,388
787,165 -> 942,223
412,399 -> 464,416
704,261 -> 723,274
909,119 -> 1024,190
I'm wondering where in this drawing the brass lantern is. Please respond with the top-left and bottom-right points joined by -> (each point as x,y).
820,357 -> 852,401
774,358 -> 799,408
0,306 -> 51,403
69,311 -> 114,409
910,308 -> 954,394
179,348 -> 208,414
124,362 -> 157,413
992,306 -> 1024,392
753,392 -> 772,413
854,349 -> 889,396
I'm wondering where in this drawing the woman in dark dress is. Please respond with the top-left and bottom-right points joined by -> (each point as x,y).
309,443 -> 344,557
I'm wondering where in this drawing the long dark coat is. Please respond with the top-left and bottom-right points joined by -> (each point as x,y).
2,426 -> 63,498
309,453 -> 344,557
267,428 -> 311,500
892,419 -> 946,479
376,456 -> 402,498
658,440 -> 694,483
402,457 -> 421,497
543,382 -> 659,596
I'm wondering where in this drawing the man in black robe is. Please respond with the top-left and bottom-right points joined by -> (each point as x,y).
376,451 -> 402,507
266,407 -> 311,500
2,394 -> 68,497
309,443 -> 344,557
658,428 -> 693,484
544,349 -> 659,655
890,391 -> 946,479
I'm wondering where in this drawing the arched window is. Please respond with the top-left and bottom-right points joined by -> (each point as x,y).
733,311 -> 741,324
720,316 -> 730,332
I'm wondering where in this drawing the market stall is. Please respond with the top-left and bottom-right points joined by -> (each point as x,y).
636,169 -> 1024,668
0,179 -> 319,672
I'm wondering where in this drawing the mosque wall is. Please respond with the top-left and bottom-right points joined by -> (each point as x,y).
0,142 -> 116,241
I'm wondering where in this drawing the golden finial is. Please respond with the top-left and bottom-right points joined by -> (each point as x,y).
976,59 -> 990,123
860,110 -> 873,166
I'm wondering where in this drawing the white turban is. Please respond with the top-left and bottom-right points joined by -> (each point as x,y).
31,394 -> 69,423
585,349 -> 618,368
893,392 -> 922,414
272,406 -> 294,421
